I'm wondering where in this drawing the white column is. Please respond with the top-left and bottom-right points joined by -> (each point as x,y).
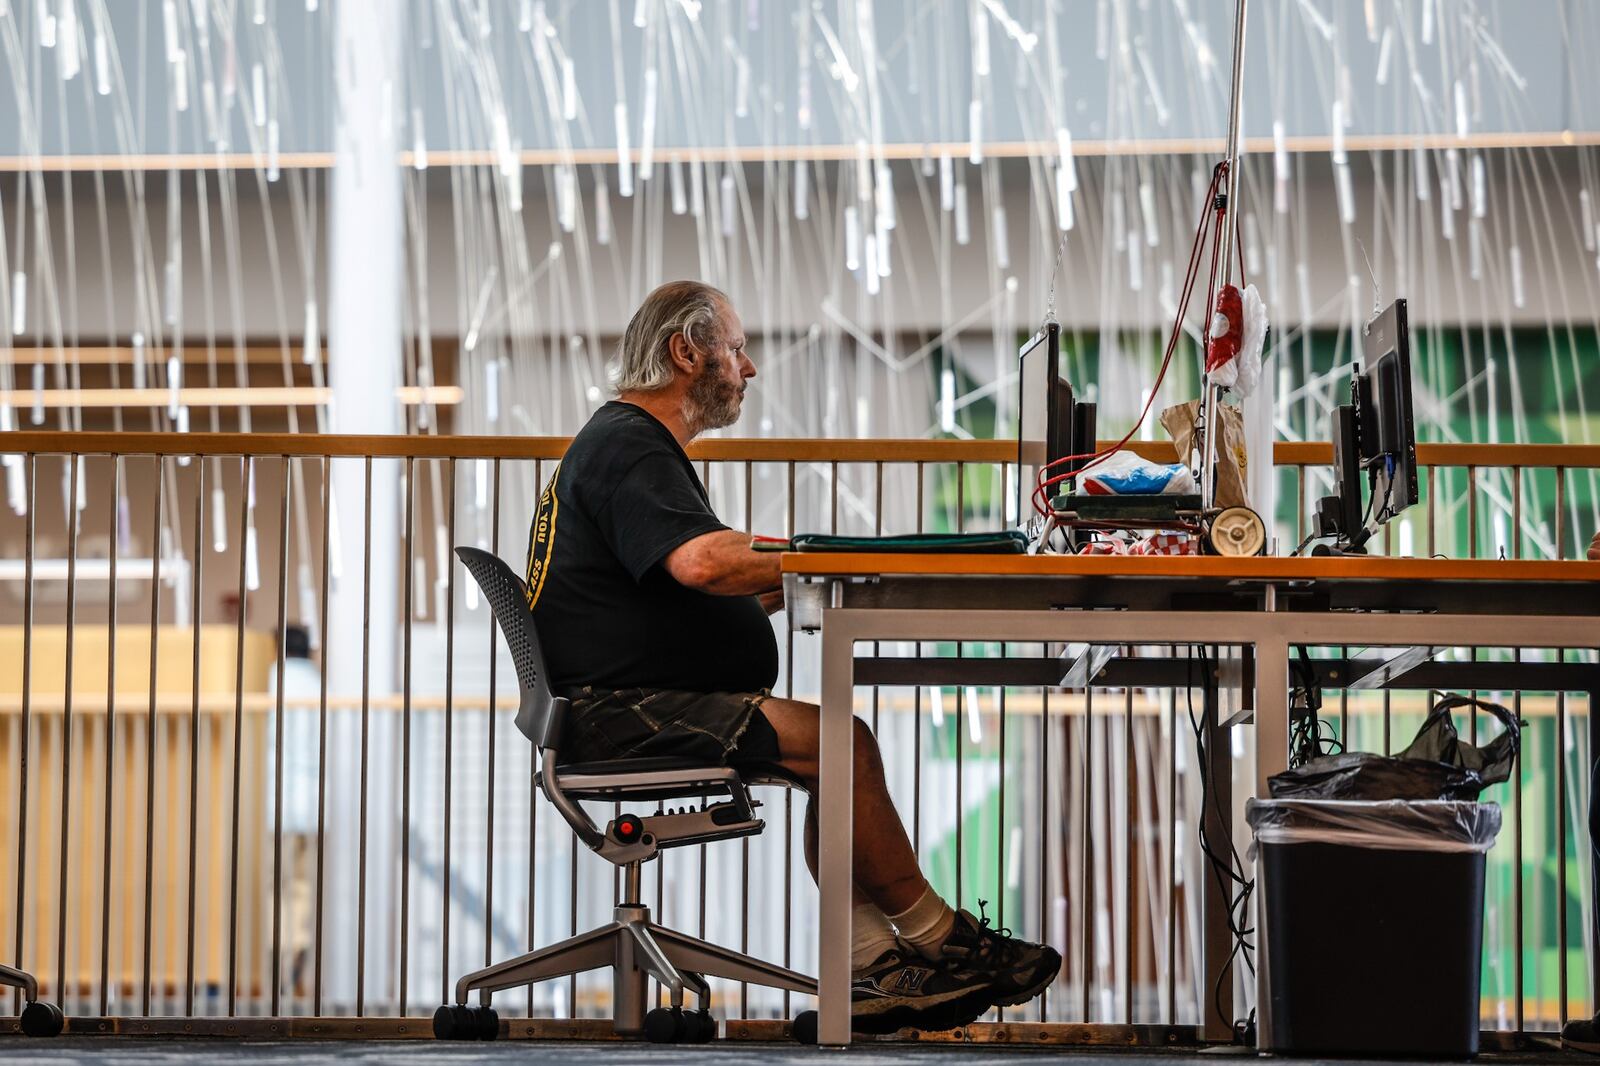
326,0 -> 403,1008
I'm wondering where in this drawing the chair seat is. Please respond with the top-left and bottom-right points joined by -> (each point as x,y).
539,755 -> 802,802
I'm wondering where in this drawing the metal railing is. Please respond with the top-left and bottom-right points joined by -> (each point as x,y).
0,430 -> 1596,1044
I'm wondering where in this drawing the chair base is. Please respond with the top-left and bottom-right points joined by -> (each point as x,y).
2,966 -> 64,1037
449,900 -> 816,1037
0,964 -> 38,1002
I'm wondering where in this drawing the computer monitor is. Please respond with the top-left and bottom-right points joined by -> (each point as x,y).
1017,321 -> 1095,521
1359,298 -> 1419,520
1312,298 -> 1418,553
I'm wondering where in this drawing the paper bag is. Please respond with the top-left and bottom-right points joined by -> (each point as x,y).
1159,400 -> 1250,510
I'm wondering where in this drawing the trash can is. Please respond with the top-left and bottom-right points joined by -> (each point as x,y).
1248,799 -> 1502,1058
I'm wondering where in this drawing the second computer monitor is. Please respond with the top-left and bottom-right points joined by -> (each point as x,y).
1359,297 -> 1420,520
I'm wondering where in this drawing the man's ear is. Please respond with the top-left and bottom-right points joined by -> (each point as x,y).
666,330 -> 699,374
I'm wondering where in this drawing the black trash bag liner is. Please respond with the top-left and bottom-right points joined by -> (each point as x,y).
1268,694 -> 1521,801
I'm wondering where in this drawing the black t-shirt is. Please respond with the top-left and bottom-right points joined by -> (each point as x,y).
524,401 -> 780,694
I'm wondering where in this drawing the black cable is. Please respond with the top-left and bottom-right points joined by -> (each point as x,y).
1183,645 -> 1257,1032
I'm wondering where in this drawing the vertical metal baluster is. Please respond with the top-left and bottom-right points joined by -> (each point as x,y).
442,458 -> 457,1009
575,830 -> 584,1016
486,460 -> 501,976
1382,688 -> 1392,756
357,457 -> 373,1016
529,457 -> 541,1020
57,453 -> 82,1013
1511,466 -> 1522,558
871,463 -> 882,736
99,457 -> 120,1017
1467,467 -> 1478,558
1295,465 -> 1305,547
698,457 -> 714,994
227,456 -> 252,1016
740,459 -> 753,1019
1123,672 -> 1134,1025
1165,655 -> 1177,1025
1558,689 -> 1569,1027
954,679 -> 964,907
830,460 -> 839,534
140,459 -> 164,1016
185,458 -> 206,1017
400,456 -> 414,1016
913,462 -> 924,857
270,459 -> 292,1016
1039,683 -> 1050,1023
1081,683 -> 1094,1021
1513,673 -> 1524,1035
954,468 -> 965,916
783,459 -> 796,1015
1426,465 -> 1437,557
12,454 -> 35,1016
314,457 -> 332,1016
1339,651 -> 1350,750
1555,468 -> 1567,558
996,649 -> 1008,1024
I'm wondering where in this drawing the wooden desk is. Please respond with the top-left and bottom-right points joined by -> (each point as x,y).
781,553 -> 1600,1047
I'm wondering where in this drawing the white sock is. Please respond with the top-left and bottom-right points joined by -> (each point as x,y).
887,883 -> 957,961
851,902 -> 901,974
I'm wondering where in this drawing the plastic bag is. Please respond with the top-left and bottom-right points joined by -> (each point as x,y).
1207,283 -> 1267,397
1077,450 -> 1197,496
1268,695 -> 1521,802
1246,799 -> 1502,855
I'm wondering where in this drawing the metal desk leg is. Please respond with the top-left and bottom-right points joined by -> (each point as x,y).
816,608 -> 857,1046
1252,633 -> 1291,1050
1254,634 -> 1291,797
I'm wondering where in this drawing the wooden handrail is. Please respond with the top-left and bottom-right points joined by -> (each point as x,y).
1,431 -> 1598,469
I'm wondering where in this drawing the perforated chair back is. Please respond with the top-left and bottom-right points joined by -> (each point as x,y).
454,546 -> 567,749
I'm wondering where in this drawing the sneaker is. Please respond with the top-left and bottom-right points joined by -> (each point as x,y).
1565,1013 -> 1600,1054
850,944 -> 993,1034
937,901 -> 1061,1010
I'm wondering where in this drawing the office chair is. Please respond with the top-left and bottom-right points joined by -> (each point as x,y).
2,965 -> 64,1036
436,547 -> 816,1044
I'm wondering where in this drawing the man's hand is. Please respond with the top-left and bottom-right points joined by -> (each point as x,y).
1589,530 -> 1600,561
758,589 -> 785,615
664,529 -> 783,595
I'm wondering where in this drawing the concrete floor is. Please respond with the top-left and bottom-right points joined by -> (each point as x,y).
0,1040 -> 1588,1066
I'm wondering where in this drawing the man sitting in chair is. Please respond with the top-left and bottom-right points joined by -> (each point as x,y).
525,280 -> 1060,1034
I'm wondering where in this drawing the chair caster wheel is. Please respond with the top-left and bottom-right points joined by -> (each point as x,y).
20,1001 -> 64,1037
644,1006 -> 684,1043
433,1003 -> 493,1041
792,1009 -> 818,1045
686,1009 -> 716,1043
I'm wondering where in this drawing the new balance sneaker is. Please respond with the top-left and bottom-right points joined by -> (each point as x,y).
850,945 -> 993,1034
936,902 -> 1061,1010
1564,1013 -> 1600,1054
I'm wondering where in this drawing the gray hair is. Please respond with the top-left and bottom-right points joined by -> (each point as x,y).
613,280 -> 728,394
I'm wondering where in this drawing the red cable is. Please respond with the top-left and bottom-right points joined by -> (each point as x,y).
1031,163 -> 1226,516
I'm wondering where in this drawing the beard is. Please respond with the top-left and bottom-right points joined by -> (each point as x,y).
685,356 -> 744,432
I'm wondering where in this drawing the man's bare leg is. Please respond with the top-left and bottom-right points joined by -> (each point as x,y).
757,696 -> 930,914
756,696 -> 1064,1017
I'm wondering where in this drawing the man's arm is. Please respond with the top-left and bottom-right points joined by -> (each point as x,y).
1589,529 -> 1600,561
664,529 -> 783,595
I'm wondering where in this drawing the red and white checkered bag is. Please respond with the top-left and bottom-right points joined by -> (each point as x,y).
1129,531 -> 1200,556
1077,539 -> 1128,555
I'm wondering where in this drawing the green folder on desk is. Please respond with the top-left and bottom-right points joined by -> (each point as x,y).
789,531 -> 1029,554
